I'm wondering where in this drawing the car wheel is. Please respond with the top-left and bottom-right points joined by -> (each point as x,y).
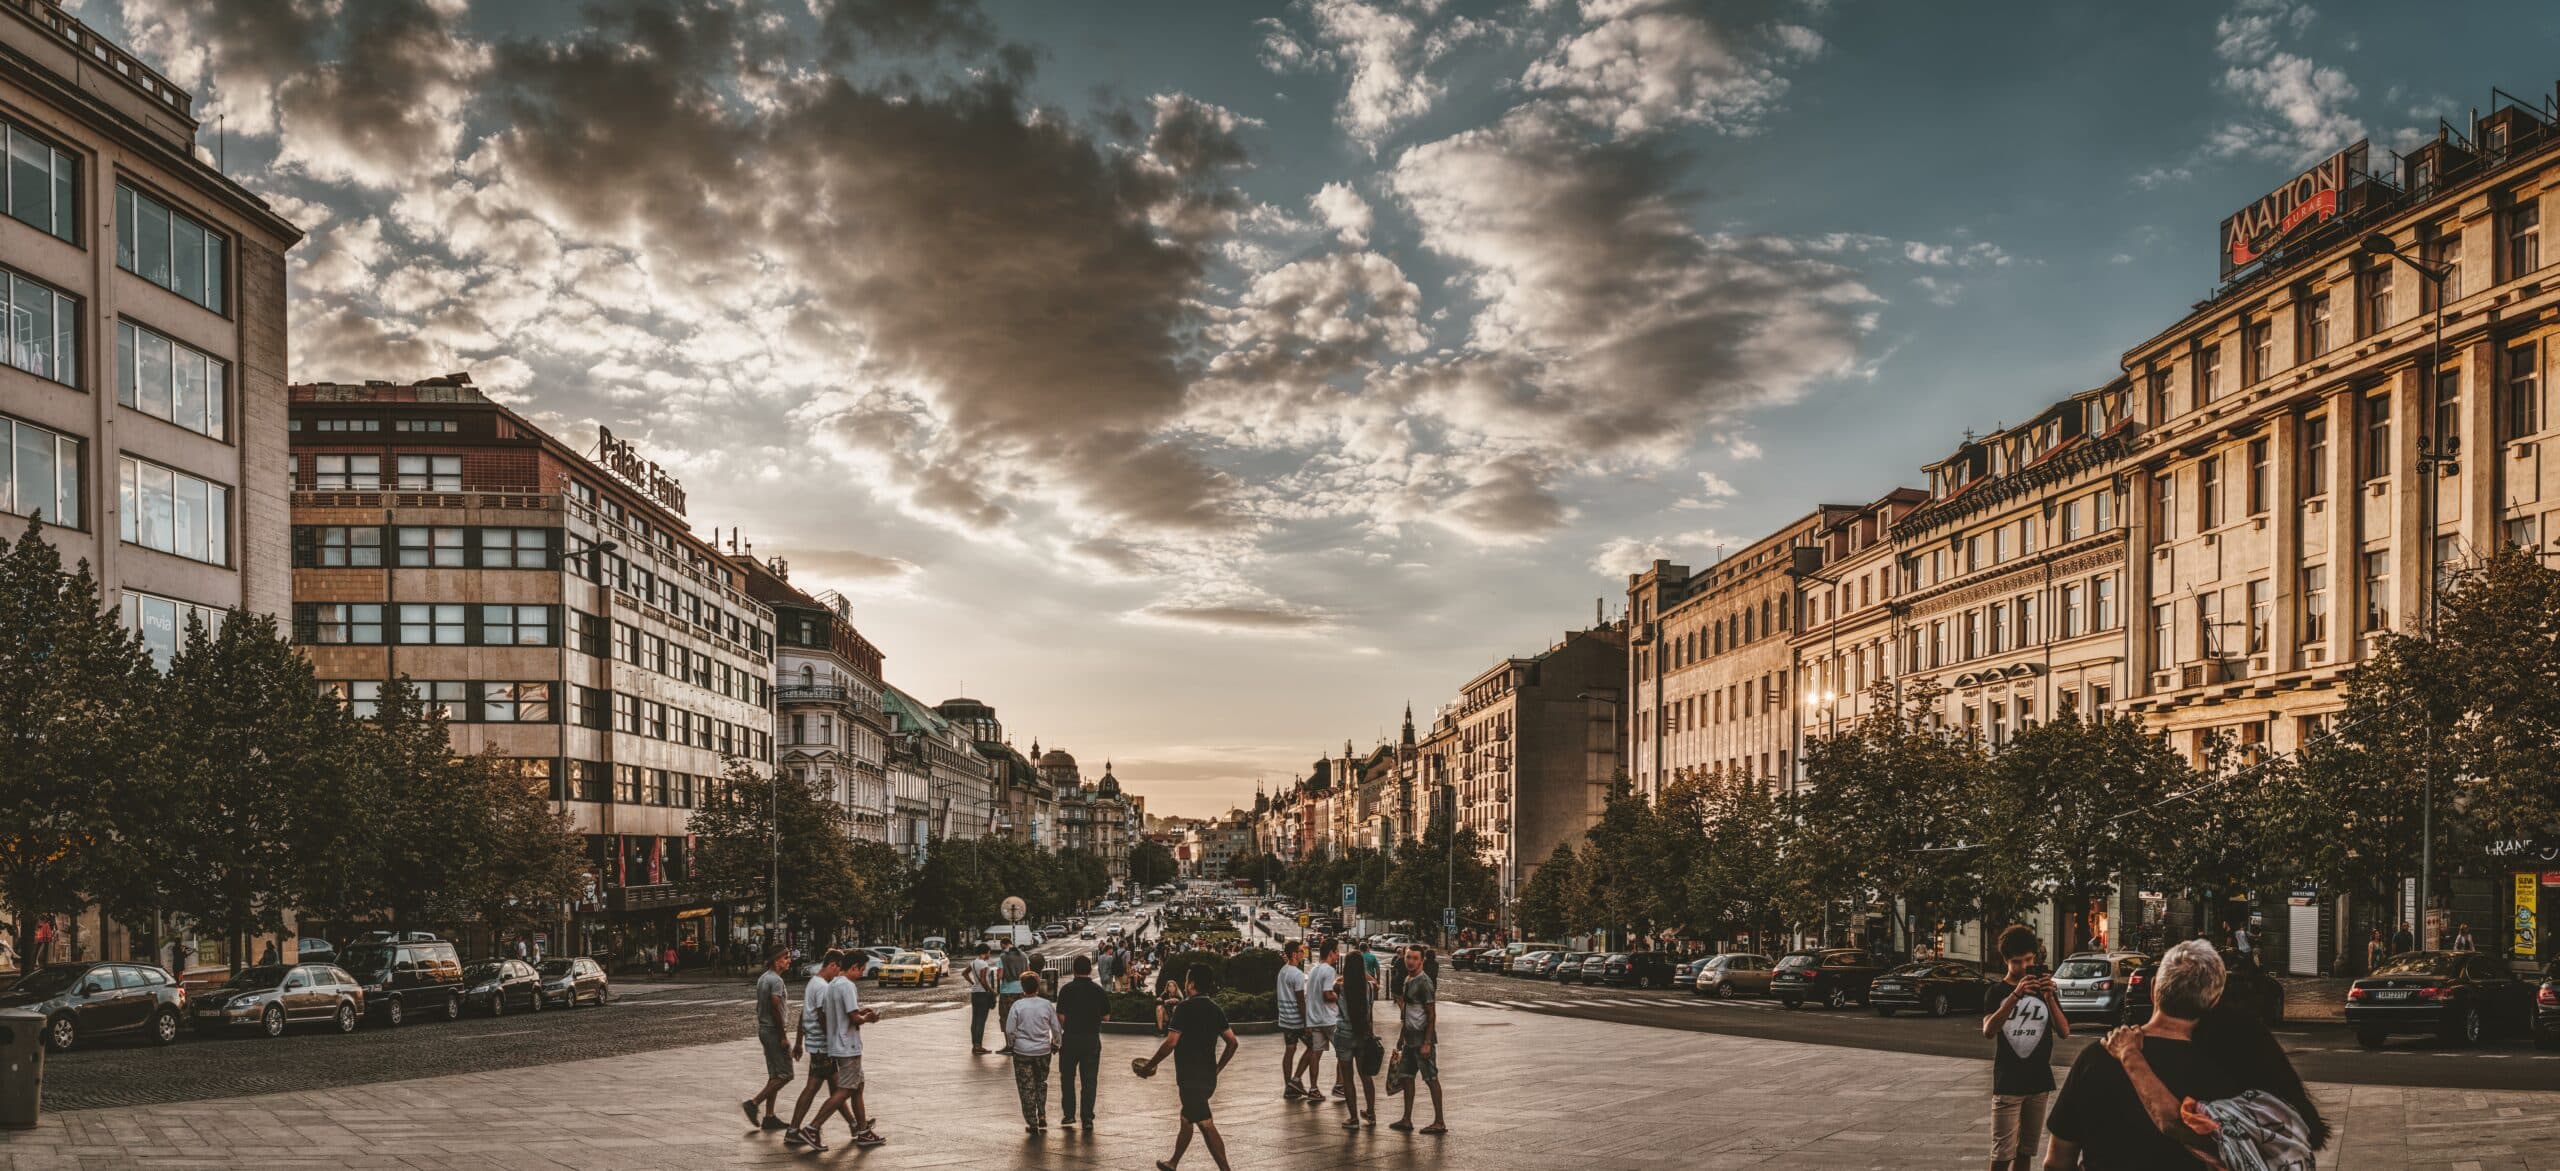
530,989 -> 543,1012
444,993 -> 463,1021
1929,992 -> 1952,1019
2356,1028 -> 2387,1049
598,986 -> 612,1006
383,996 -> 407,1027
43,1014 -> 75,1052
489,992 -> 505,1017
1824,987 -> 1848,1011
1718,983 -> 1736,1000
2449,1006 -> 2483,1046
261,1005 -> 287,1038
151,1009 -> 180,1045
336,1002 -> 358,1033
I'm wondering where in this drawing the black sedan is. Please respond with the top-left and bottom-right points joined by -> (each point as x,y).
1771,949 -> 1892,1010
461,959 -> 546,1016
2121,947 -> 2284,1025
536,956 -> 611,1008
0,962 -> 187,1051
2347,951 -> 2533,1048
1868,960 -> 1998,1018
190,963 -> 365,1037
1602,952 -> 1679,989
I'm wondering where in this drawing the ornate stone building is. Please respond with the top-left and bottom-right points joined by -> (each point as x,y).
1625,515 -> 1822,800
741,557 -> 890,842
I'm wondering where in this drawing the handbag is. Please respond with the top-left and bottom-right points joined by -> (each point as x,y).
1357,1033 -> 1385,1077
1383,1045 -> 1408,1095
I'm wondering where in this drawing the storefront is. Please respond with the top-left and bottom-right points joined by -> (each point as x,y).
2490,836 -> 2560,974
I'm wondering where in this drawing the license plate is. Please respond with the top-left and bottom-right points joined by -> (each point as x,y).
2373,990 -> 2411,1001
1876,984 -> 1903,993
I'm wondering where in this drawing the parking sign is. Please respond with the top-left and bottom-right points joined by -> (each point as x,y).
1442,906 -> 1456,933
1342,884 -> 1357,908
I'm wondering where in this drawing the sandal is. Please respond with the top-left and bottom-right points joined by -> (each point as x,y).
1420,1123 -> 1446,1136
1158,1162 -> 1179,1171
1389,1120 -> 1413,1132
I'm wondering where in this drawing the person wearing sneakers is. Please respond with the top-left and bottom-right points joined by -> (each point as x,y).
1275,939 -> 1310,1100
783,951 -> 848,1149
1303,939 -> 1341,1102
1389,945 -> 1444,1136
796,949 -> 884,1151
741,948 -> 794,1132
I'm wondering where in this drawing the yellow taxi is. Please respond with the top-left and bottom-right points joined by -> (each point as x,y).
874,950 -> 944,987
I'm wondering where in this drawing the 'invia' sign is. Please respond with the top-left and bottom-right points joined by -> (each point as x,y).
2219,141 -> 2367,277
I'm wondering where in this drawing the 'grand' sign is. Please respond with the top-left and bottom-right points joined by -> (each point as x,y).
2219,141 -> 2367,277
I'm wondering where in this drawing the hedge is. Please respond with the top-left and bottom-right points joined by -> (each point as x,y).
1220,947 -> 1284,996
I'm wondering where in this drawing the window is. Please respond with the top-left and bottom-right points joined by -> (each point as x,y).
2059,498 -> 2082,542
645,701 -> 669,740
1,417 -> 80,528
2364,263 -> 2394,332
2304,291 -> 2331,356
1929,620 -> 1947,668
2362,551 -> 2391,631
482,682 -> 553,723
310,418 -> 378,432
2244,318 -> 2273,383
615,764 -> 642,804
123,589 -> 224,669
303,603 -> 383,645
1987,602 -> 2009,654
2433,366 -> 2461,449
2197,592 -> 2222,658
2511,201 -> 2541,278
571,684 -> 608,729
574,610 -> 607,657
615,693 -> 641,735
1962,610 -> 1982,660
2061,582 -> 2085,638
118,457 -> 226,564
481,604 -> 554,646
2247,579 -> 2270,655
2148,367 -> 2172,422
2198,455 -> 2221,530
2153,472 -> 2177,539
2428,231 -> 2461,304
2093,487 -> 2114,531
395,526 -> 464,567
396,455 -> 461,491
2198,343 -> 2223,403
399,603 -> 465,645
320,679 -> 384,719
2300,566 -> 2327,644
3,118 -> 77,243
2303,414 -> 2330,496
394,419 -> 457,432
2509,342 -> 2542,439
479,527 -> 553,569
2152,604 -> 2175,668
2363,393 -> 2392,481
315,525 -> 381,567
2094,576 -> 2118,630
115,321 -> 227,439
2507,514 -> 2542,550
2244,439 -> 2269,516
312,455 -> 380,491
116,183 -> 225,313
5,271 -> 76,386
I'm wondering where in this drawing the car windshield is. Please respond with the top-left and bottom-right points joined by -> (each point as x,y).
1605,954 -> 1630,963
8,965 -> 88,996
891,953 -> 923,964
536,960 -> 574,976
2372,954 -> 2461,978
341,944 -> 395,975
1774,954 -> 1817,971
224,966 -> 291,989
464,962 -> 505,982
1885,962 -> 1936,977
2055,959 -> 2110,980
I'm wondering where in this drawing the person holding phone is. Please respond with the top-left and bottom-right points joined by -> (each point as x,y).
1982,925 -> 2068,1171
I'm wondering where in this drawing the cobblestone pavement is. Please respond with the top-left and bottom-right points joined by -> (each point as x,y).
8,998 -> 2558,1169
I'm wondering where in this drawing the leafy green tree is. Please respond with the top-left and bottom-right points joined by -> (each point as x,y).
1515,842 -> 1579,939
689,759 -> 864,940
1975,709 -> 2188,954
1378,807 -> 1498,939
0,517 -> 159,950
1683,766 -> 1801,946
455,761 -> 591,944
1128,840 -> 1178,889
1795,682 -> 1986,954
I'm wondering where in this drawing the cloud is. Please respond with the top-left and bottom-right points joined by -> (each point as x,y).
780,547 -> 925,581
1590,526 -> 1737,577
1132,602 -> 1335,632
1256,0 -> 1495,150
1521,0 -> 1826,138
1310,181 -> 1375,247
2207,0 -> 2363,166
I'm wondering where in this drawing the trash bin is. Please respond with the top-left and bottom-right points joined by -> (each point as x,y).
0,1008 -> 43,1129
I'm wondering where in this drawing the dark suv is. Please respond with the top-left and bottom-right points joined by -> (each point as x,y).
0,962 -> 186,1051
338,935 -> 465,1026
2120,946 -> 2284,1025
1602,952 -> 1680,989
1771,948 -> 1893,1010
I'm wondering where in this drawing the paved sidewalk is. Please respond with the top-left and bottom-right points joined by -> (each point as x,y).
5,1002 -> 2555,1169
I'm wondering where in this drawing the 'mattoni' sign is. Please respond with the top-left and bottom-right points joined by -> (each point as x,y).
597,427 -> 688,516
2219,141 -> 2368,277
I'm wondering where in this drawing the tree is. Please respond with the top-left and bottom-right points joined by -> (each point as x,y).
1377,808 -> 1498,936
1515,843 -> 1579,940
689,760 -> 865,941
153,611 -> 357,969
1976,709 -> 2188,954
0,517 -> 159,951
1685,766 -> 1802,946
1128,840 -> 1178,889
455,760 -> 591,944
1796,682 -> 1986,954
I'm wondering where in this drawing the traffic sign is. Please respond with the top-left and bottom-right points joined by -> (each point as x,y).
1002,896 -> 1026,923
1441,906 -> 1456,933
1341,884 -> 1357,908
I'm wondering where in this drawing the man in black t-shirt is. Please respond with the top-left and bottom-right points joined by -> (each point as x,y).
1980,925 -> 2067,1171
1053,955 -> 1110,1130
1139,963 -> 1238,1171
2044,940 -> 2241,1170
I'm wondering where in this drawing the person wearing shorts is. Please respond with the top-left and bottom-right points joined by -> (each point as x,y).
1275,939 -> 1309,1099
784,951 -> 847,1148
1139,963 -> 1237,1171
1332,948 -> 1377,1128
1390,946 -> 1444,1135
743,948 -> 794,1131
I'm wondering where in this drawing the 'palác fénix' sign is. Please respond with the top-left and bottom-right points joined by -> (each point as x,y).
2219,141 -> 2368,277
597,427 -> 688,516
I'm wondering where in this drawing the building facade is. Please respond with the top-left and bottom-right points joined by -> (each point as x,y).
286,374 -> 776,961
1625,515 -> 1822,800
1790,488 -> 1929,742
1450,624 -> 1626,926
741,557 -> 891,843
882,688 -> 998,853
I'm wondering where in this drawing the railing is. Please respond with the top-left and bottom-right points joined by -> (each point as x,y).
779,685 -> 850,703
7,0 -> 195,119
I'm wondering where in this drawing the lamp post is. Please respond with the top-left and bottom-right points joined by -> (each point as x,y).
2360,231 -> 2458,949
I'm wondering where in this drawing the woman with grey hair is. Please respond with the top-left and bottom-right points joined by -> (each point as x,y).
2043,941 -> 2249,1170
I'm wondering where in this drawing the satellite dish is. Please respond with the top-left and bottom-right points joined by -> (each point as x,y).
1002,896 -> 1027,923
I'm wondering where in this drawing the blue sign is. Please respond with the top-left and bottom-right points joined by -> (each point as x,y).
1341,884 -> 1357,908
1442,906 -> 1457,932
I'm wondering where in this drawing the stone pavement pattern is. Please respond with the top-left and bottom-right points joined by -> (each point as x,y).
3,1002 -> 2556,1169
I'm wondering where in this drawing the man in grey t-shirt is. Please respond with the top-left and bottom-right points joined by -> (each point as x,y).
743,948 -> 793,1130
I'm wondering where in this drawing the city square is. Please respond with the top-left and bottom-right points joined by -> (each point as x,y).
5,0 -> 2560,1168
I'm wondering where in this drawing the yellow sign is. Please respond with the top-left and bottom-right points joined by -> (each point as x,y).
2517,872 -> 2540,960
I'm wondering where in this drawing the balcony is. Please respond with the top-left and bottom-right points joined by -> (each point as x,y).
779,685 -> 850,703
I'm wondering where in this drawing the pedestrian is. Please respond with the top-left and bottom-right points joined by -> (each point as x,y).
1155,951 -> 1183,1035
2095,992 -> 2329,1170
998,940 -> 1030,1053
804,949 -> 885,1150
1388,945 -> 1444,1135
2231,922 -> 2252,959
2043,941 -> 2254,1170
258,938 -> 280,966
1276,938 -> 1311,1099
1137,962 -> 1238,1171
741,947 -> 795,1131
1302,938 -> 1341,1101
2450,922 -> 2476,952
1006,971 -> 1061,1133
1333,945 -> 1378,1129
967,943 -> 1000,1054
2364,927 -> 2387,972
2392,920 -> 2414,955
782,951 -> 852,1150
1055,954 -> 1109,1130
1981,925 -> 2068,1171
663,943 -> 679,974
1095,943 -> 1117,994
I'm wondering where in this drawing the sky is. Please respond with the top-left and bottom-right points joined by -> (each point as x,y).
75,0 -> 2560,818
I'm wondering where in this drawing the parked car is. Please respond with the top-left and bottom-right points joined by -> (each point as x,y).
339,935 -> 465,1027
0,962 -> 186,1051
2346,951 -> 2534,1048
191,963 -> 364,1037
2051,951 -> 2148,1022
1509,950 -> 1555,977
875,951 -> 945,987
2120,947 -> 2283,1025
1447,947 -> 1481,971
1603,952 -> 1680,989
1693,953 -> 1775,999
462,959 -> 545,1016
1868,959 -> 1998,1017
1551,952 -> 1595,984
1771,949 -> 1892,1010
2535,965 -> 2558,1050
536,956 -> 610,1008
1672,957 -> 1706,991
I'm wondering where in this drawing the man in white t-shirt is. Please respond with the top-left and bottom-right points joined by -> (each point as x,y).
783,952 -> 845,1147
805,952 -> 882,1150
967,944 -> 999,1054
1276,939 -> 1311,1099
1303,938 -> 1341,1100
